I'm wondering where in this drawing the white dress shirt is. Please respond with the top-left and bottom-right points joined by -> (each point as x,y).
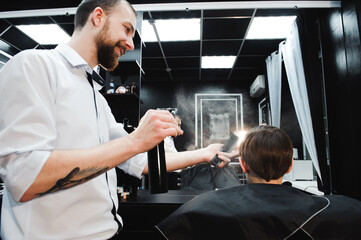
164,136 -> 178,153
0,44 -> 147,240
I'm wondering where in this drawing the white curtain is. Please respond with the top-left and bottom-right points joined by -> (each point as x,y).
265,47 -> 282,128
280,20 -> 322,181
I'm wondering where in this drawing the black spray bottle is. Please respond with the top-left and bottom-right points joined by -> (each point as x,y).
147,141 -> 168,194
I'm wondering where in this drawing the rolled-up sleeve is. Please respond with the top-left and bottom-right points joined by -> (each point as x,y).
0,51 -> 56,202
117,151 -> 147,178
101,97 -> 147,179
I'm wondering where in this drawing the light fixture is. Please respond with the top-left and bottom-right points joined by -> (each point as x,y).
246,16 -> 297,39
142,18 -> 200,42
16,24 -> 70,45
201,56 -> 236,69
0,49 -> 12,59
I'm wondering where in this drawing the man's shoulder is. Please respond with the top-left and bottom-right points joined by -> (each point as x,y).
10,48 -> 60,66
1,49 -> 58,74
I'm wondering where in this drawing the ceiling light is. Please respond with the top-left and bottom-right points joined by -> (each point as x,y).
142,18 -> 200,42
16,24 -> 70,44
246,16 -> 297,39
202,56 -> 236,69
0,49 -> 12,59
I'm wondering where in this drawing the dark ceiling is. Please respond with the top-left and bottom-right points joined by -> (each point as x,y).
141,8 -> 296,83
0,1 -> 331,85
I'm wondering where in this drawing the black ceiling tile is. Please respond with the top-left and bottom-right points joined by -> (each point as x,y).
38,44 -> 57,49
59,23 -> 74,36
143,12 -> 151,19
201,68 -> 230,80
162,41 -> 200,57
0,39 -> 20,56
234,56 -> 266,68
202,40 -> 241,56
142,69 -> 171,81
5,16 -> 54,25
51,15 -> 75,24
203,18 -> 250,40
142,57 -> 167,69
240,39 -> 283,56
167,56 -> 199,69
2,0 -> 81,11
229,68 -> 264,85
230,68 -> 262,77
0,20 -> 11,34
142,42 -> 162,57
256,9 -> 299,17
1,26 -> 38,50
204,9 -> 254,18
171,69 -> 199,81
144,10 -> 201,20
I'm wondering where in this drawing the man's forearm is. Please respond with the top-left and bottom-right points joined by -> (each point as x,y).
19,109 -> 183,202
164,150 -> 208,171
142,144 -> 222,174
20,135 -> 139,202
143,142 -> 239,174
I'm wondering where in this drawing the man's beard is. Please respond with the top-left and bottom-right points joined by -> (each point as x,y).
95,22 -> 126,71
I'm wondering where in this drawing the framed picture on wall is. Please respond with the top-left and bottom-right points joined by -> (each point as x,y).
195,93 -> 243,148
258,97 -> 271,125
209,112 -> 230,140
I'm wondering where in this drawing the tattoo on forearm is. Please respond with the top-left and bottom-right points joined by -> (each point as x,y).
35,166 -> 109,197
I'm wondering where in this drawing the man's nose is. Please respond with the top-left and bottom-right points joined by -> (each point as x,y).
125,37 -> 134,51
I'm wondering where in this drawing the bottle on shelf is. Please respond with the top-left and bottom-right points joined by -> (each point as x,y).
107,79 -> 115,94
130,85 -> 136,94
116,85 -> 127,94
123,118 -> 134,133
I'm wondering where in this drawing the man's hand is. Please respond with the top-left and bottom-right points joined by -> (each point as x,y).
204,144 -> 240,168
130,110 -> 183,153
216,149 -> 239,168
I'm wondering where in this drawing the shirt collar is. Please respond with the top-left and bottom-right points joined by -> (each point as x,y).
56,44 -> 104,90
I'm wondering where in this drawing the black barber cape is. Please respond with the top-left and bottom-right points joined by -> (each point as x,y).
156,184 -> 361,240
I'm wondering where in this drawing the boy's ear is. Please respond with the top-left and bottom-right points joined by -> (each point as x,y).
239,157 -> 249,173
286,159 -> 294,174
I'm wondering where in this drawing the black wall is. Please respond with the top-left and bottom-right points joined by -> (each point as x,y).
140,81 -> 259,151
318,1 -> 361,200
140,79 -> 304,156
297,2 -> 361,200
280,66 -> 303,159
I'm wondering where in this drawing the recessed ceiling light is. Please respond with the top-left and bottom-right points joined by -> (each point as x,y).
246,16 -> 297,39
142,18 -> 200,42
16,24 -> 70,45
0,49 -> 12,59
202,56 -> 236,69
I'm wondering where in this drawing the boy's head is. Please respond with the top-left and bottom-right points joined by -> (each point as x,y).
239,125 -> 293,183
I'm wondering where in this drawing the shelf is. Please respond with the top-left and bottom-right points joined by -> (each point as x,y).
103,92 -> 143,104
103,92 -> 138,98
